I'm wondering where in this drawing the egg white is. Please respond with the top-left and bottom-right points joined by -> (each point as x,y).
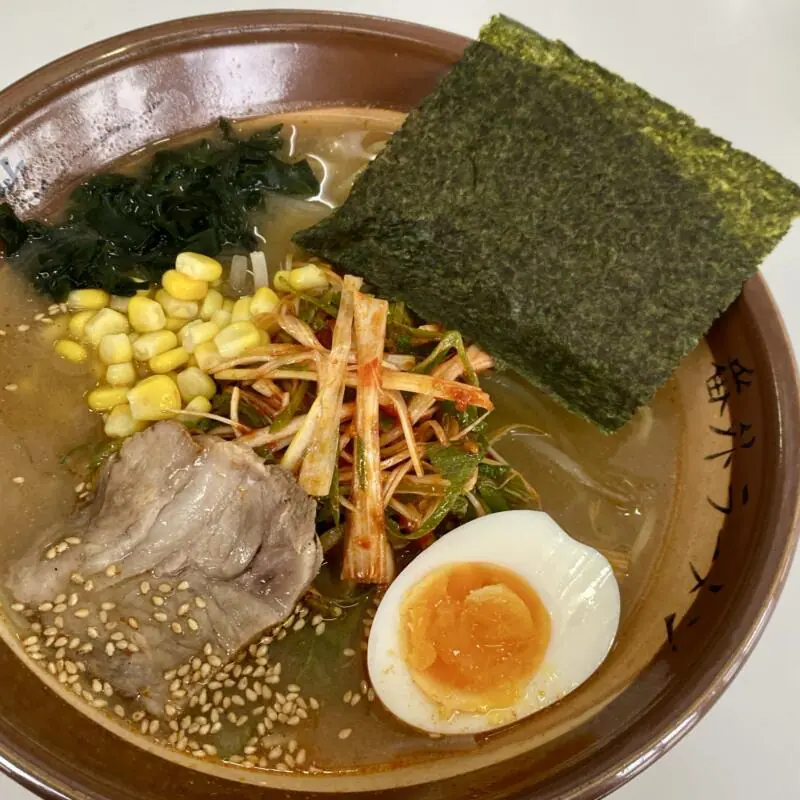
367,509 -> 620,735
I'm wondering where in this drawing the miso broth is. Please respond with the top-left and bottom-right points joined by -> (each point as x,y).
0,112 -> 682,775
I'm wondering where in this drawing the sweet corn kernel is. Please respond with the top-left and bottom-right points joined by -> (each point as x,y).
214,321 -> 261,359
180,321 -> 219,353
177,367 -> 217,403
67,289 -> 110,312
164,317 -> 186,332
104,404 -> 146,438
106,362 -> 137,387
54,339 -> 88,363
231,296 -> 252,322
176,252 -> 223,283
222,299 -> 235,313
210,309 -> 232,330
251,287 -> 280,316
68,311 -> 95,340
109,295 -> 132,313
132,330 -> 178,361
149,346 -> 189,374
98,333 -> 133,365
288,264 -> 328,292
87,386 -> 130,412
273,271 -> 292,292
162,270 -> 208,302
194,341 -> 221,371
200,289 -> 224,320
180,395 -> 213,421
127,375 -> 182,421
156,290 -> 199,321
84,309 -> 130,347
128,296 -> 166,333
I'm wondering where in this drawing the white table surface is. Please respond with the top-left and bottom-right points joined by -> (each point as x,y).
1,0 -> 798,797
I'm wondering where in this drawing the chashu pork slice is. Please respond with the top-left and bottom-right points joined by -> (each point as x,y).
7,421 -> 321,714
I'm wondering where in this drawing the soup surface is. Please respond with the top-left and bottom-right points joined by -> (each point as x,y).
0,112 -> 682,775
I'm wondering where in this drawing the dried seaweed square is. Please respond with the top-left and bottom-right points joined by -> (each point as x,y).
295,15 -> 800,430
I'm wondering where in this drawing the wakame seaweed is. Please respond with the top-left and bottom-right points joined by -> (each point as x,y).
0,120 -> 319,299
294,15 -> 800,431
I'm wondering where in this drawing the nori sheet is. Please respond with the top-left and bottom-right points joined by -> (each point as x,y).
294,15 -> 800,431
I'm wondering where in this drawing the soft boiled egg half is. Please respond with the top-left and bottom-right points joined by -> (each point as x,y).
367,509 -> 620,735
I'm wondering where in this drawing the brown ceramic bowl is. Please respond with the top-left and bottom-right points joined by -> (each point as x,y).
0,10 -> 798,800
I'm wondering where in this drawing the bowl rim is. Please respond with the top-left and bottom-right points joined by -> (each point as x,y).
0,10 -> 798,800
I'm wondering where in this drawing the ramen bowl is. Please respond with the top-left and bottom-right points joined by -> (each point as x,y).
0,11 -> 797,800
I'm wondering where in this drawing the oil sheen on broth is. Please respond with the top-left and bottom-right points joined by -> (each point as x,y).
0,113 -> 681,774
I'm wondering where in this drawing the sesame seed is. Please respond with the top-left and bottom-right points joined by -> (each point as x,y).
350,694 -> 361,707
158,583 -> 172,594
38,602 -> 53,612
114,705 -> 125,718
151,596 -> 164,607
68,637 -> 80,649
127,617 -> 139,630
53,616 -> 64,629
186,617 -> 199,632
83,580 -> 94,592
140,581 -> 150,594
100,602 -> 116,611
115,640 -> 128,650
153,612 -> 168,622
68,593 -> 78,607
287,715 -> 300,726
309,697 -> 320,710
55,543 -> 69,554
342,691 -> 352,704
367,688 -> 375,702
171,622 -> 183,635
110,632 -> 124,642
338,728 -> 352,740
148,720 -> 160,735
10,603 -> 25,612
53,603 -> 67,613
296,749 -> 307,766
315,622 -> 326,635
87,627 -> 99,639
311,614 -> 322,626
194,597 -> 207,609
342,648 -> 355,657
177,603 -> 190,616
65,537 -> 81,545
17,324 -> 30,332
73,608 -> 89,619
131,711 -> 146,722
105,642 -> 115,657
70,573 -> 84,585
360,680 -> 368,694
44,548 -> 57,560
78,643 -> 93,655
92,698 -> 108,709
105,565 -> 119,578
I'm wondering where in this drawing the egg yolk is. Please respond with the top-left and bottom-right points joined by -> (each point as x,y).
400,562 -> 551,714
